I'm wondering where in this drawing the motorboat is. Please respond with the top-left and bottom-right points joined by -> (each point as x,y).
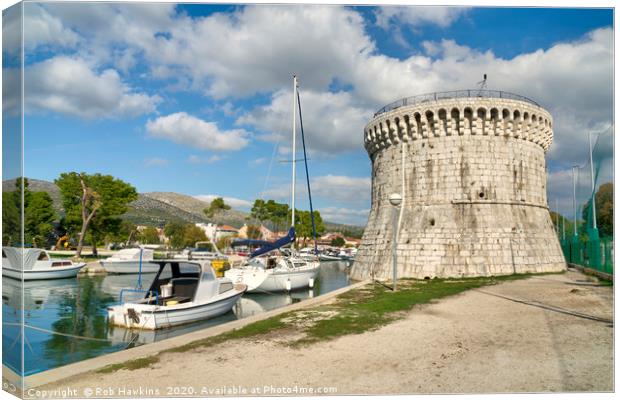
173,241 -> 231,277
2,247 -> 85,281
319,248 -> 342,261
99,248 -> 160,274
107,259 -> 246,330
225,251 -> 320,293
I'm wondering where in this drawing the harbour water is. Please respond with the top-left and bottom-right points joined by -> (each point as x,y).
2,261 -> 352,376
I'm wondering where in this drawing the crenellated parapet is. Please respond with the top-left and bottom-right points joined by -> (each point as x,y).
363,95 -> 553,156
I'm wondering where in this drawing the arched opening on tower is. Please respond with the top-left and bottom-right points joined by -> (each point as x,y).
476,108 -> 487,135
464,107 -> 473,134
414,112 -> 423,137
425,110 -> 436,136
451,108 -> 460,135
490,108 -> 499,135
438,108 -> 448,136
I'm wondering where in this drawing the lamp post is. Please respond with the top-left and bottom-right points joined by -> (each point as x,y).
389,193 -> 402,291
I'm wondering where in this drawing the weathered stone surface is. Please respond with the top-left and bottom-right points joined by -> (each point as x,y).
351,96 -> 567,280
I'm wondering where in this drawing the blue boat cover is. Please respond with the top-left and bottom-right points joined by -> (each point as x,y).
249,227 -> 296,258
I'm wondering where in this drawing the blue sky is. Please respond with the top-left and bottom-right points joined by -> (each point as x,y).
2,3 -> 614,225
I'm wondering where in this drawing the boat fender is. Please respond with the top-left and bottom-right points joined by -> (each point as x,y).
127,308 -> 140,324
309,278 -> 314,288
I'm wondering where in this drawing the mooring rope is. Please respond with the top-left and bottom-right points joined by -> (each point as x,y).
3,322 -> 117,342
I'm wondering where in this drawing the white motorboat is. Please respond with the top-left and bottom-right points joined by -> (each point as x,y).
2,247 -> 86,281
225,254 -> 320,293
100,248 -> 160,274
319,249 -> 342,262
107,259 -> 246,330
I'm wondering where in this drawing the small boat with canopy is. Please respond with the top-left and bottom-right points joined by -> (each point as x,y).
2,247 -> 85,280
107,259 -> 246,330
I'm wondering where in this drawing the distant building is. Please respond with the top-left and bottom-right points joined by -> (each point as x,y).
195,223 -> 239,241
317,232 -> 345,246
238,224 -> 274,240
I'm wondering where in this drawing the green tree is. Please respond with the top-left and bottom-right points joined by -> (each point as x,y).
582,182 -> 613,237
331,236 -> 345,247
55,172 -> 137,257
203,197 -> 231,218
138,226 -> 160,244
245,224 -> 263,240
25,191 -> 56,247
183,224 -> 208,248
2,187 -> 20,246
216,236 -> 234,251
164,221 -> 186,249
2,178 -> 57,247
294,209 -> 325,247
250,199 -> 269,223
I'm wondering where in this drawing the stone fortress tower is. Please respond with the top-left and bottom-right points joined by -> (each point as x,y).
351,90 -> 567,280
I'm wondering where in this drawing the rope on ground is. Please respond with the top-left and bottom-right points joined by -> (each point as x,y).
474,289 -> 613,325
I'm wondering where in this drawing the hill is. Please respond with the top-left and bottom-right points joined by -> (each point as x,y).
3,178 -> 63,213
2,178 -> 364,234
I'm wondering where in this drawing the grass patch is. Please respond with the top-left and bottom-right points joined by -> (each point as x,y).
291,274 -> 540,346
97,355 -> 160,374
162,312 -> 292,354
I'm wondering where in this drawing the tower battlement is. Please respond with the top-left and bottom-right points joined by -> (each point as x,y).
364,94 -> 553,156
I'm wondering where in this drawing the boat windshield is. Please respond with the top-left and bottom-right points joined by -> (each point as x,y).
144,261 -> 201,305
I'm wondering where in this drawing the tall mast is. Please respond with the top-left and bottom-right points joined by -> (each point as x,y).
291,75 -> 297,228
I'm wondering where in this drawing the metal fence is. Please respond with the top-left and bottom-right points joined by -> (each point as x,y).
374,89 -> 541,117
562,235 -> 614,275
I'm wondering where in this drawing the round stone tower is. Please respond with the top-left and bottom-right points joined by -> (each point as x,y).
351,90 -> 567,280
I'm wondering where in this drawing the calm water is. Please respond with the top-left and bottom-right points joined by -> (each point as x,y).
2,261 -> 352,376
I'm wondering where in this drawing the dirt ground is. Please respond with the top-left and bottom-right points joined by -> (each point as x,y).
44,269 -> 613,396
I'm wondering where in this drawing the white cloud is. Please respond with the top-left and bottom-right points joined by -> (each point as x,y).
144,157 -> 168,167
146,112 -> 250,152
262,174 -> 371,207
375,6 -> 468,30
187,154 -> 225,164
319,206 -> 370,225
194,194 -> 252,210
238,89 -> 372,155
312,175 -> 371,205
249,158 -> 267,166
23,56 -> 161,119
3,3 -> 79,55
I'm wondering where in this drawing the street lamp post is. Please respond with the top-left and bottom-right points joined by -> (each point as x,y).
389,193 -> 402,291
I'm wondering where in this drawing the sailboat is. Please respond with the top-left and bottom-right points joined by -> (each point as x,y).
225,75 -> 321,293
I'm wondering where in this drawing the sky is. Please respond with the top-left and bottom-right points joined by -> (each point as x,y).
1,3 -> 614,225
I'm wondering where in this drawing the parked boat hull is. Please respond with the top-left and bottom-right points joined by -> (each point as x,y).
319,254 -> 342,261
2,264 -> 85,281
225,264 -> 320,293
107,288 -> 245,330
99,260 -> 161,274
